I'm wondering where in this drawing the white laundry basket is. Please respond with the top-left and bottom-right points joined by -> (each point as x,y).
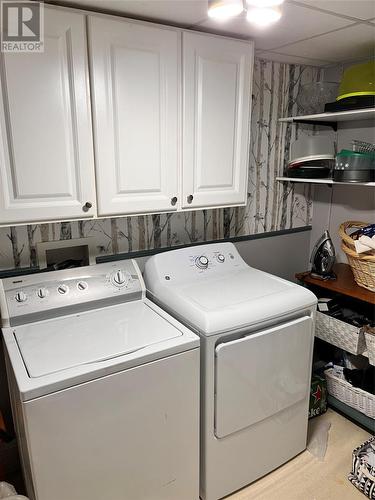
0,482 -> 28,499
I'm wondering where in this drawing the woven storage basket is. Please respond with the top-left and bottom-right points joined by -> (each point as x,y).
315,311 -> 366,355
324,368 -> 375,419
339,221 -> 375,292
363,326 -> 375,366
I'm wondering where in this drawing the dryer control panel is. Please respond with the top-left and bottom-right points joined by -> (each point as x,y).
145,242 -> 247,287
0,260 -> 144,327
188,246 -> 240,274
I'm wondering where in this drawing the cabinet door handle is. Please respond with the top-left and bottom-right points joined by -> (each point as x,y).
187,194 -> 193,204
171,196 -> 178,206
83,201 -> 92,212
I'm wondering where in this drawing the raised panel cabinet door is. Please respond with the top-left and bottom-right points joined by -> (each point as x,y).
0,7 -> 96,224
182,32 -> 253,209
88,16 -> 179,216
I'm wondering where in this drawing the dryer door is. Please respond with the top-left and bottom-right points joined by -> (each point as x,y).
214,316 -> 313,438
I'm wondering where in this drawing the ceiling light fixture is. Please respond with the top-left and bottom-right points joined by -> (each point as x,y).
208,0 -> 244,19
247,0 -> 284,6
246,7 -> 282,26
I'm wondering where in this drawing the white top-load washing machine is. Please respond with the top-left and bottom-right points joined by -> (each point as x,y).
144,242 -> 317,500
0,260 -> 200,500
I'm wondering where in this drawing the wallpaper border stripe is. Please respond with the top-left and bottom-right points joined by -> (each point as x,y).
97,225 -> 312,262
0,226 -> 311,278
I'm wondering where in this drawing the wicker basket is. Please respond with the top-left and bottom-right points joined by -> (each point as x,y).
315,311 -> 366,355
339,221 -> 375,292
324,368 -> 375,418
363,326 -> 375,366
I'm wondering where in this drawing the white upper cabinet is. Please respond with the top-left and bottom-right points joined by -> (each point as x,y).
182,32 -> 253,209
0,8 -> 253,225
0,7 -> 96,225
88,16 -> 179,216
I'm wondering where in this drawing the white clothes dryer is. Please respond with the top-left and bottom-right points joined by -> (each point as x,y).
144,242 -> 317,500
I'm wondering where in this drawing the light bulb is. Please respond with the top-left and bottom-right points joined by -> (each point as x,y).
247,0 -> 284,6
208,0 -> 244,19
247,7 -> 282,26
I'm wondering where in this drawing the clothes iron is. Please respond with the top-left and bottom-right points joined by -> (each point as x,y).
310,231 -> 336,280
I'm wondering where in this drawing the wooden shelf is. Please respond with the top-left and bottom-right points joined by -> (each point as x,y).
279,108 -> 375,127
277,177 -> 375,186
296,263 -> 375,305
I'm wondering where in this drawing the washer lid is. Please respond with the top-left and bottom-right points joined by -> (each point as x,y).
14,301 -> 182,378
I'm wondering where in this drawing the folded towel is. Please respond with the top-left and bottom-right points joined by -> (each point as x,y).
354,235 -> 375,254
360,235 -> 375,250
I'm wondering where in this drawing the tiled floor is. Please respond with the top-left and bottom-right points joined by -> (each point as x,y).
228,409 -> 371,500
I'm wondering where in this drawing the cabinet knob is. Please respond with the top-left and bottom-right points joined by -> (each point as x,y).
171,196 -> 177,206
187,194 -> 194,204
83,201 -> 92,212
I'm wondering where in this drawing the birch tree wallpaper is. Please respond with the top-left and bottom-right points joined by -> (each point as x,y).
0,58 -> 322,271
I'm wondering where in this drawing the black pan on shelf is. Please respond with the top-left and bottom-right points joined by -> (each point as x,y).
286,158 -> 334,179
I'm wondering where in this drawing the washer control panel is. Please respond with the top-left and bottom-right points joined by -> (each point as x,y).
0,260 -> 143,326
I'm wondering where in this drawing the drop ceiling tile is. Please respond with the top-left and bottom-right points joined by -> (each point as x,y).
197,3 -> 353,50
256,50 -> 332,66
57,0 -> 208,25
293,0 -> 375,21
191,13 -> 250,38
279,23 -> 375,62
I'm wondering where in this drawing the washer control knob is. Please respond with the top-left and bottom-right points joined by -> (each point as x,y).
57,284 -> 69,295
15,291 -> 27,303
196,255 -> 209,269
217,254 -> 225,263
37,287 -> 48,299
77,281 -> 88,291
113,270 -> 127,286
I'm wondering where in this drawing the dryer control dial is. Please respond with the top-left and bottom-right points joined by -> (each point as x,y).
196,255 -> 209,269
15,291 -> 27,303
217,254 -> 225,263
